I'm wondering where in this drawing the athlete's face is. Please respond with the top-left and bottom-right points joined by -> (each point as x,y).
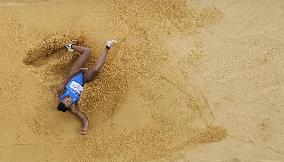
62,96 -> 72,108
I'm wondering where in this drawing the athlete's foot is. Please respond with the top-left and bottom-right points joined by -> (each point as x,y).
106,40 -> 117,49
65,43 -> 75,52
65,39 -> 80,52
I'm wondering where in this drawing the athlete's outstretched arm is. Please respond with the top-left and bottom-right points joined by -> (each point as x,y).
70,105 -> 89,135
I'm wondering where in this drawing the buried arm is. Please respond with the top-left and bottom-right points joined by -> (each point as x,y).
70,104 -> 89,135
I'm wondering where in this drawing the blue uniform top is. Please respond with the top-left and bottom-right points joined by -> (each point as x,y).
59,72 -> 84,104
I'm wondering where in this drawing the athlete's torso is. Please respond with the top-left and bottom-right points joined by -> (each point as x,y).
59,72 -> 85,104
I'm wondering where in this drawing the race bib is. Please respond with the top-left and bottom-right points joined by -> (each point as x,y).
69,81 -> 83,94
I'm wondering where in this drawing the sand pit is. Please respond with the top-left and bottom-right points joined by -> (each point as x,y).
0,0 -> 283,161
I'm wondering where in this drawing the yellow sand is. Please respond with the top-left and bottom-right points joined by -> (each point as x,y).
0,0 -> 283,161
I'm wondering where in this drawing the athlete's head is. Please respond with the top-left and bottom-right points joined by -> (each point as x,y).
57,96 -> 72,112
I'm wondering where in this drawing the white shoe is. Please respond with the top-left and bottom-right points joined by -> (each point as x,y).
106,40 -> 117,48
65,43 -> 74,52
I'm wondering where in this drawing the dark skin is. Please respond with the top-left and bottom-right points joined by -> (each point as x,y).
56,45 -> 111,135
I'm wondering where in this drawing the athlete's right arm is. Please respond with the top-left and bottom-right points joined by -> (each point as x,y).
69,105 -> 89,135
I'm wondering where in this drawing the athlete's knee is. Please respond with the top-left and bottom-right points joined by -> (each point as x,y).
89,69 -> 99,80
85,47 -> 92,54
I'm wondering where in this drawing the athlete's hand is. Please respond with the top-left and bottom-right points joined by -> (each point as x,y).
81,127 -> 87,135
81,119 -> 88,135
81,123 -> 88,135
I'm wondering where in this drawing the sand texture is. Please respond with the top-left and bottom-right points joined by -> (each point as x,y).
0,0 -> 283,161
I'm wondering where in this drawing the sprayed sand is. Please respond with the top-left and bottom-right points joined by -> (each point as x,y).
0,0 -> 283,161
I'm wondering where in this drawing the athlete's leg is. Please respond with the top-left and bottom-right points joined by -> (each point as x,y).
70,45 -> 91,74
84,47 -> 109,83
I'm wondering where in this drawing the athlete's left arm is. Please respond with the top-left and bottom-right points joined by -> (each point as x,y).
69,104 -> 89,135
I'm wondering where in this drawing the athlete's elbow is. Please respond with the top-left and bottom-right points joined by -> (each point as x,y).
84,117 -> 89,122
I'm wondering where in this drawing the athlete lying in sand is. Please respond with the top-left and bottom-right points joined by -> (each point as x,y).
56,40 -> 117,135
